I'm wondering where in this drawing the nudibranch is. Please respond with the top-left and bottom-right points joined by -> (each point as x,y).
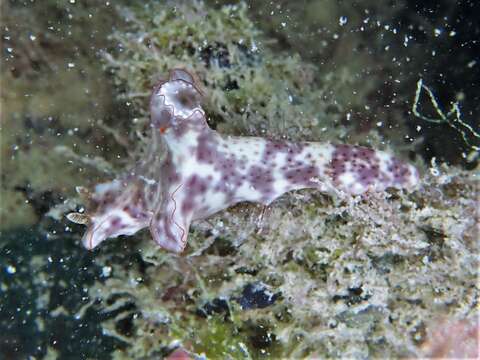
68,69 -> 419,253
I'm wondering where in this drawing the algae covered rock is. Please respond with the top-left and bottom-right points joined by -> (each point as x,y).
80,2 -> 478,359
89,166 -> 478,358
104,1 -> 351,142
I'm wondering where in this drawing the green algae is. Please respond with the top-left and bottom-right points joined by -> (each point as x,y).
105,2 -> 353,144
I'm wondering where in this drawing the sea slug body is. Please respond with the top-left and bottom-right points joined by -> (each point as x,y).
68,69 -> 419,253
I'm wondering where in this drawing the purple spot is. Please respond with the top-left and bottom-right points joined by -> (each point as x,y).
329,144 -> 378,188
390,158 -> 410,185
262,139 -> 303,165
196,130 -> 219,164
185,175 -> 209,198
247,165 -> 274,196
284,165 -> 319,186
181,199 -> 195,215
111,217 -> 121,226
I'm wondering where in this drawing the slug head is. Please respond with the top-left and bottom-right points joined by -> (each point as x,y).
150,68 -> 205,134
